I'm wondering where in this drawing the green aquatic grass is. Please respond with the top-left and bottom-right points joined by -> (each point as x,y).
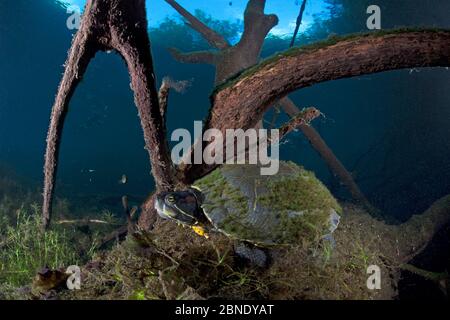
0,204 -> 79,286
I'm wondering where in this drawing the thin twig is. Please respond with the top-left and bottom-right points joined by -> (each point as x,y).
55,219 -> 118,226
290,0 -> 307,48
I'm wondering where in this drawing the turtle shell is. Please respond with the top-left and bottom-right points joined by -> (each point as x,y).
193,161 -> 342,246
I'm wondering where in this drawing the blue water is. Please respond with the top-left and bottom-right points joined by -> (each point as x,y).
0,0 -> 449,223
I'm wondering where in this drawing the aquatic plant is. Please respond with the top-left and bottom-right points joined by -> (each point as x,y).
0,205 -> 79,286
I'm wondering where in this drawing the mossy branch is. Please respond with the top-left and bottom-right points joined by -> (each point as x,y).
178,30 -> 450,182
214,29 -> 450,93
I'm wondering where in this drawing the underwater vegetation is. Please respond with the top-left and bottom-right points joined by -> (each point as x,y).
0,166 -> 125,299
3,150 -> 449,300
48,195 -> 450,300
0,204 -> 79,287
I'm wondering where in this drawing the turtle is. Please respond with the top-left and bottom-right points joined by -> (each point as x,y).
155,161 -> 342,266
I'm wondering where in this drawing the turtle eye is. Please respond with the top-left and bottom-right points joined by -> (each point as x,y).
166,195 -> 176,204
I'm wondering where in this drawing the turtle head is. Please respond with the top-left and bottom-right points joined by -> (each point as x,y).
154,188 -> 206,226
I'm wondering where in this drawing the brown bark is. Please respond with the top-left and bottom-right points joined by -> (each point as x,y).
114,4 -> 175,191
43,0 -> 107,229
158,78 -> 172,117
167,0 -> 277,85
277,107 -> 321,139
140,193 -> 159,230
209,31 -> 450,132
158,77 -> 191,118
43,0 -> 175,229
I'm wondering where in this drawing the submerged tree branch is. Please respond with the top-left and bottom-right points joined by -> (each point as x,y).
165,0 -> 229,50
166,0 -> 277,84
283,0 -> 371,208
276,107 -> 321,139
158,78 -> 172,117
210,30 -> 450,135
290,0 -> 307,47
43,0 -> 105,230
180,30 -> 450,182
159,77 -> 191,124
168,48 -> 216,64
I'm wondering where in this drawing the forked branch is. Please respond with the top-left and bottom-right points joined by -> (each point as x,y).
43,0 -> 174,229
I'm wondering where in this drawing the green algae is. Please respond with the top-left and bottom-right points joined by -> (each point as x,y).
193,162 -> 341,245
195,167 -> 264,241
258,166 -> 342,244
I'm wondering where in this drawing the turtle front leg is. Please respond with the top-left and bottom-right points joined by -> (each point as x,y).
234,243 -> 269,268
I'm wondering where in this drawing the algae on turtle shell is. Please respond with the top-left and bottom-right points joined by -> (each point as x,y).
194,162 -> 341,246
